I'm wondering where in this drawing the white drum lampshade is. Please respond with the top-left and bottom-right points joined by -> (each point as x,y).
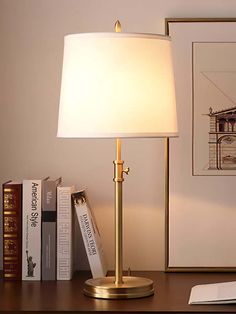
57,33 -> 178,138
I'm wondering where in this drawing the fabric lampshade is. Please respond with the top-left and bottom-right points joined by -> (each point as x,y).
57,32 -> 178,138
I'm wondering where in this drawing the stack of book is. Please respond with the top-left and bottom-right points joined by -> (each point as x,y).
2,179 -> 107,281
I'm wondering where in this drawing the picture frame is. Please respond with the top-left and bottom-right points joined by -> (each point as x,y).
165,18 -> 236,271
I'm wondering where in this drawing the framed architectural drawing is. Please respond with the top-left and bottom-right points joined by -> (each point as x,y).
165,18 -> 236,271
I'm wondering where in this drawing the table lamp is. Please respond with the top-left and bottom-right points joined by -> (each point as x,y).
57,21 -> 178,299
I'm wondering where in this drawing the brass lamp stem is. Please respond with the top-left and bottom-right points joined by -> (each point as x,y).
114,138 -> 124,284
114,21 -> 123,281
83,137 -> 154,299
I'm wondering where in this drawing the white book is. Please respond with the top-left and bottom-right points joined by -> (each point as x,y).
72,190 -> 107,278
22,179 -> 43,280
57,186 -> 75,280
189,281 -> 236,304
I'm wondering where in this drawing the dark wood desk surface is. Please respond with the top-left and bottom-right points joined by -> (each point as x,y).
1,271 -> 236,313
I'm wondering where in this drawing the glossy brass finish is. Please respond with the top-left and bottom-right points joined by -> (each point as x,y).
115,20 -> 122,33
114,138 -> 124,284
84,276 -> 154,299
83,138 -> 154,298
115,179 -> 123,284
113,160 -> 124,182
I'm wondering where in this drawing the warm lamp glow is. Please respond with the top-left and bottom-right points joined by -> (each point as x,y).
57,27 -> 178,299
57,33 -> 178,138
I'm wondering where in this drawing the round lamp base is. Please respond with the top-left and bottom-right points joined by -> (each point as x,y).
84,276 -> 154,299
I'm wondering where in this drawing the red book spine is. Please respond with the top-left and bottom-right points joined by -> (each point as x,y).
3,182 -> 22,280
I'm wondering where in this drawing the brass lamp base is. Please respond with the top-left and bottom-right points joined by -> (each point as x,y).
84,276 -> 154,299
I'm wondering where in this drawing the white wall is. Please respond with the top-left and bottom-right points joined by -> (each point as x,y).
0,0 -> 235,271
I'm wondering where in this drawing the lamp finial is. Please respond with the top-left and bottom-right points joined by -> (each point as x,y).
115,20 -> 122,33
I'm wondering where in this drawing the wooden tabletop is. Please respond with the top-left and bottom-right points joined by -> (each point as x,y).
1,271 -> 236,313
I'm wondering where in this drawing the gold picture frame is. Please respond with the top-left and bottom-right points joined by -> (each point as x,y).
165,18 -> 236,272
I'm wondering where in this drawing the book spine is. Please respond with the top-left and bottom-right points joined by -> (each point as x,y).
3,183 -> 22,280
72,191 -> 107,278
22,180 -> 42,280
57,186 -> 73,280
41,181 -> 57,281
